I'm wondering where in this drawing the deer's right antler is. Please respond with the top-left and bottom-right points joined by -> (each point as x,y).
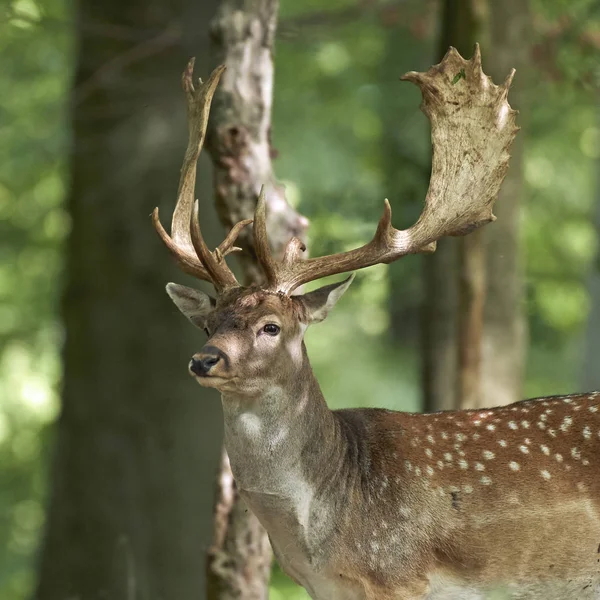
152,60 -> 252,293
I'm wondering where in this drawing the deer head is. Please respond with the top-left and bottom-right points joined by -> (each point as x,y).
153,45 -> 518,399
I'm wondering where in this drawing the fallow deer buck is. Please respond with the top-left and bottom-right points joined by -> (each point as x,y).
153,47 -> 600,600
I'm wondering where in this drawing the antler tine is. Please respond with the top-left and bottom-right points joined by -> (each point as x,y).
218,219 -> 254,258
187,201 -> 231,291
253,186 -> 279,285
152,60 -> 248,291
171,61 -> 225,247
265,44 -> 518,295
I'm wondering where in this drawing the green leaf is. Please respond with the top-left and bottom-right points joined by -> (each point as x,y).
452,68 -> 466,85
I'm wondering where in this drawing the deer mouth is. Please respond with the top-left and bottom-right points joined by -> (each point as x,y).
191,371 -> 232,390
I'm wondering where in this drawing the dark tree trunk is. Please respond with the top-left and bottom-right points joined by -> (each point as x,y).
34,0 -> 224,598
204,1 -> 308,598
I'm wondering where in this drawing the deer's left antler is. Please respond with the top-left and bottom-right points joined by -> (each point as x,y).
252,44 -> 518,295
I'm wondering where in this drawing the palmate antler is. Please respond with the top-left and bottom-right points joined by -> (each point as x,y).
154,45 -> 518,296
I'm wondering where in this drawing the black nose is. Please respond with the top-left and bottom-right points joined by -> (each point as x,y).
190,354 -> 221,376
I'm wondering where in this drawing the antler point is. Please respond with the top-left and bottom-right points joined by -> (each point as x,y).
182,58 -> 196,93
472,43 -> 482,71
502,68 -> 516,91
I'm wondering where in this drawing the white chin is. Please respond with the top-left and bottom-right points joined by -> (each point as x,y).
194,375 -> 227,390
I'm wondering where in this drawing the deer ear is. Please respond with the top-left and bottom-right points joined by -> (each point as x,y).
296,274 -> 355,325
166,283 -> 215,329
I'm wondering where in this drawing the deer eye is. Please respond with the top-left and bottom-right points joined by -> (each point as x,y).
262,323 -> 280,336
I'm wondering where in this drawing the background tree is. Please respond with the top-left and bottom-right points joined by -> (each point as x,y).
34,0 -> 225,597
204,0 -> 307,598
422,0 -> 530,411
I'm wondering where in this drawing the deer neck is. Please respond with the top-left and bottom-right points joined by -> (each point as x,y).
221,343 -> 339,497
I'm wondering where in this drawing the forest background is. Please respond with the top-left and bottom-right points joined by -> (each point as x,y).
0,0 -> 599,598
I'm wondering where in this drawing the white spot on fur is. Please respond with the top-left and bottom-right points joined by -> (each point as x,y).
425,448 -> 433,458
483,450 -> 495,460
555,453 -> 563,462
540,445 -> 550,455
519,445 -> 529,454
509,461 -> 520,471
444,453 -> 453,462
486,424 -> 496,431
458,459 -> 469,470
508,421 -> 518,430
583,425 -> 592,440
540,470 -> 551,480
571,447 -> 581,460
521,420 -> 530,429
480,476 -> 492,485
475,462 -> 485,471
239,413 -> 263,437
560,416 -> 573,432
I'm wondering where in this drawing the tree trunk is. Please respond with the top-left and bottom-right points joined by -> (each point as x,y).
422,0 -> 528,411
204,1 -> 308,598
480,0 -> 530,407
423,0 -> 486,412
34,1 -> 224,598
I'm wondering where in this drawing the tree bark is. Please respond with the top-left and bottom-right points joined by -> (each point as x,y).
204,1 -> 308,598
34,0 -> 224,598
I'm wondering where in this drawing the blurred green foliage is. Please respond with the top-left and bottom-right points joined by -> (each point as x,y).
0,0 -> 599,597
0,0 -> 70,596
